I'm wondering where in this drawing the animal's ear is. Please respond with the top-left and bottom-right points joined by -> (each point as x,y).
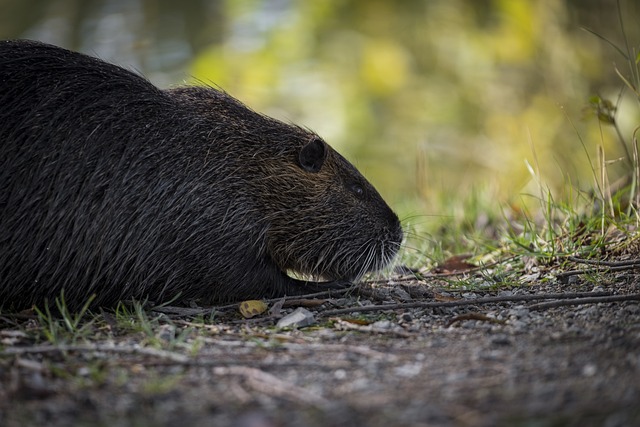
298,138 -> 327,173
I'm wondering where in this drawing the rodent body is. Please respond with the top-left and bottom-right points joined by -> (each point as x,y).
0,40 -> 403,310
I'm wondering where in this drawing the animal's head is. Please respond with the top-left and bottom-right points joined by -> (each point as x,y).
170,86 -> 403,281
258,131 -> 403,281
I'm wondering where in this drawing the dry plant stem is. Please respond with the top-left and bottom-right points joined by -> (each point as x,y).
557,264 -> 640,280
568,256 -> 640,267
0,343 -> 189,363
529,294 -> 640,310
318,291 -> 613,317
152,306 -> 215,316
154,288 -> 353,316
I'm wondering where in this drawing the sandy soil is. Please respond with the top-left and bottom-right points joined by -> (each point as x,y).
1,268 -> 639,427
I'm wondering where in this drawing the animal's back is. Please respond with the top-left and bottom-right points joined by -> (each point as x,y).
0,40 -> 225,308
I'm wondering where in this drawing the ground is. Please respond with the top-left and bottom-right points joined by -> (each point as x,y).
1,259 -> 639,427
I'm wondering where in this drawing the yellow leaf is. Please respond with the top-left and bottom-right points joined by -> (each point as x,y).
239,300 -> 268,318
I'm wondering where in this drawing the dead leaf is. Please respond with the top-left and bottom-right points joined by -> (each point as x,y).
432,254 -> 476,273
239,300 -> 268,318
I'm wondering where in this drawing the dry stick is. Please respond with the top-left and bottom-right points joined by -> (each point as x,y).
318,291 -> 613,317
154,288 -> 354,316
152,306 -> 215,316
568,256 -> 640,267
529,294 -> 640,310
556,263 -> 640,279
0,344 -> 189,363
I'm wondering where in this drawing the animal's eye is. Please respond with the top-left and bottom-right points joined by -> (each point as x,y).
349,182 -> 364,197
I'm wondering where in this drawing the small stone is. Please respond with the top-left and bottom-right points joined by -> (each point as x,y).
577,306 -> 598,317
332,298 -> 350,307
582,363 -> 597,377
395,362 -> 423,377
392,286 -> 413,301
156,324 -> 176,341
372,320 -> 393,329
490,334 -> 512,346
520,272 -> 540,283
508,306 -> 530,319
334,369 -> 347,380
508,320 -> 527,331
276,307 -> 315,328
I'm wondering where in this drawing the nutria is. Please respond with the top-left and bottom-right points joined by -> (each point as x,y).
0,40 -> 403,310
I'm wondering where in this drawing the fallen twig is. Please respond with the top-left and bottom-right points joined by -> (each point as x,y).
568,256 -> 640,267
529,294 -> 640,310
152,306 -> 216,316
556,263 -> 640,280
318,291 -> 613,317
154,288 -> 353,317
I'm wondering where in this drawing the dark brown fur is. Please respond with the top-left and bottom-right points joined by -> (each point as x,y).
0,40 -> 403,310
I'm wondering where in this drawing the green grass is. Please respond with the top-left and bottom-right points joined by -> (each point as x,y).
33,292 -> 97,344
398,19 -> 640,275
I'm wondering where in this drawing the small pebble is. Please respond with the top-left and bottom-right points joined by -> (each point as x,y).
372,320 -> 393,329
395,362 -> 423,377
508,306 -> 530,319
334,369 -> 347,380
490,334 -> 512,346
156,324 -> 176,342
276,307 -> 315,328
392,287 -> 413,301
582,363 -> 597,377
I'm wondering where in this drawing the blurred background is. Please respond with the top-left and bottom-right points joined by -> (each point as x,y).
2,0 -> 639,229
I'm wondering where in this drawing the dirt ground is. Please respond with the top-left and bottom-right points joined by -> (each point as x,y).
1,266 -> 639,427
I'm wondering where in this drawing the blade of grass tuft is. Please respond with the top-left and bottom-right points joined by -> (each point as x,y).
581,27 -> 627,59
614,66 -> 640,97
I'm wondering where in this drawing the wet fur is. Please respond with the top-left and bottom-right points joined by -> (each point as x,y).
0,40 -> 403,309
